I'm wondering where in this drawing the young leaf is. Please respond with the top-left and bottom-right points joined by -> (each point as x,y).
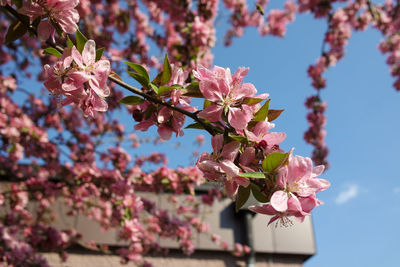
149,83 -> 159,94
250,183 -> 268,203
262,152 -> 289,173
43,48 -> 62,58
268,109 -> 284,122
185,122 -> 205,130
228,133 -> 248,143
203,99 -> 212,109
242,97 -> 264,105
128,71 -> 149,90
125,61 -> 150,82
5,20 -> 28,44
158,84 -> 182,95
119,96 -> 144,106
66,35 -> 74,48
235,186 -> 251,212
254,99 -> 271,121
182,82 -> 203,98
161,54 -> 172,85
96,47 -> 105,61
238,172 -> 266,179
76,29 -> 88,53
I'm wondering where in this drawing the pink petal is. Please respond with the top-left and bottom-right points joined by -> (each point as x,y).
89,79 -> 110,98
199,79 -> 224,102
193,64 -> 213,80
232,67 -> 249,84
219,159 -> 240,178
92,95 -> 108,112
234,176 -> 250,188
307,178 -> 330,193
276,166 -> 288,188
224,180 -> 238,199
263,132 -> 287,147
312,165 -> 325,176
37,20 -> 52,41
239,147 -> 255,166
198,104 -> 223,122
234,83 -> 257,99
299,195 -> 319,213
248,204 -> 276,215
228,107 -> 251,130
82,40 -> 96,66
270,190 -> 288,212
157,107 -> 172,124
211,134 -> 224,154
221,141 -> 240,162
158,125 -> 172,141
71,46 -> 84,68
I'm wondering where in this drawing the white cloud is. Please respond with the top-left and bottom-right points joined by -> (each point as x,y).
335,184 -> 360,205
393,187 -> 400,194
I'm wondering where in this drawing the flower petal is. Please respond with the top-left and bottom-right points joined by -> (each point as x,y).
270,190 -> 288,212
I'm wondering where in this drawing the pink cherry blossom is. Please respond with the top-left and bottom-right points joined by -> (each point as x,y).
196,134 -> 249,198
44,40 -> 111,117
19,0 -> 80,41
193,65 -> 267,131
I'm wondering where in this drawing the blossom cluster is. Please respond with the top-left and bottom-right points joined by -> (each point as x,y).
19,0 -> 80,41
44,40 -> 111,117
192,64 -> 330,225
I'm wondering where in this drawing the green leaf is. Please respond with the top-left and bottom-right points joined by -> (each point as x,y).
5,20 -> 28,44
149,83 -> 159,94
43,48 -> 62,58
182,82 -> 203,98
262,152 -> 289,173
235,186 -> 251,212
203,99 -> 212,109
185,122 -> 205,130
242,97 -> 264,105
66,36 -> 74,48
96,47 -> 105,61
268,109 -> 285,122
144,105 -> 156,120
250,183 -> 268,203
238,172 -> 266,179
161,54 -> 172,85
125,61 -> 150,83
228,133 -> 248,143
119,96 -> 144,106
158,84 -> 182,95
151,72 -> 162,86
161,178 -> 170,185
76,29 -> 88,53
253,99 -> 270,122
128,71 -> 150,90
